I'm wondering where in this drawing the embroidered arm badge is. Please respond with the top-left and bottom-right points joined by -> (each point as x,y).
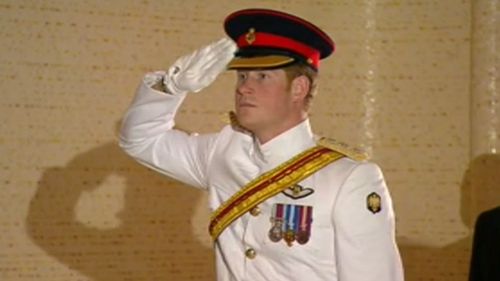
367,192 -> 382,214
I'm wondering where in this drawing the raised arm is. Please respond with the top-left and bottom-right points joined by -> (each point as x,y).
119,38 -> 236,189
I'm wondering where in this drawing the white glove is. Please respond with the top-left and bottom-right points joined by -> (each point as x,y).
163,38 -> 236,95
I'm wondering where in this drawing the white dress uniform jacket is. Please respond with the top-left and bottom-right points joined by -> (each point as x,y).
119,72 -> 404,281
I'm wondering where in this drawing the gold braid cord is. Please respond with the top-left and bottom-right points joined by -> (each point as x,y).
209,145 -> 344,240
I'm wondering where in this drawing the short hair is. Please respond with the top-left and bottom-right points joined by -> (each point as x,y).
283,63 -> 319,111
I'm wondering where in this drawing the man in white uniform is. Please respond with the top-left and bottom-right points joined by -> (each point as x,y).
120,8 -> 404,281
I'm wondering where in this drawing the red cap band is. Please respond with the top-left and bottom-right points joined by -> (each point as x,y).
237,32 -> 320,68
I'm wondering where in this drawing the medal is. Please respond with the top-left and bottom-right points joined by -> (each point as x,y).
296,205 -> 312,244
269,203 -> 313,246
268,204 -> 284,242
284,204 -> 296,246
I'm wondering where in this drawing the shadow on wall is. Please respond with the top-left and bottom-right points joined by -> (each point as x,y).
26,142 -> 215,281
398,153 -> 500,281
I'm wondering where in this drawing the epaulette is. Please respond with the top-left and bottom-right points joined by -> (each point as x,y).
316,137 -> 367,161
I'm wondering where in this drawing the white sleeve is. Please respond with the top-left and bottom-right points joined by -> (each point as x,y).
333,162 -> 404,281
119,71 -> 218,190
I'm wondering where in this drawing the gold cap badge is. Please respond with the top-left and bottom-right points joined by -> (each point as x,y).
245,28 -> 256,45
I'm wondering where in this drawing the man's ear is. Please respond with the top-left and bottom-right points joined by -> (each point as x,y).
290,75 -> 310,101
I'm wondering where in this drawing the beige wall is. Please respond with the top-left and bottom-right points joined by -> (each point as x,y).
1,0 -> 498,280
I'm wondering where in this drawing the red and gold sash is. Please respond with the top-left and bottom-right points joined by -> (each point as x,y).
208,145 -> 345,240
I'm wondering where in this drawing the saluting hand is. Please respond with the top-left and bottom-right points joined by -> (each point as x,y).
163,38 -> 236,95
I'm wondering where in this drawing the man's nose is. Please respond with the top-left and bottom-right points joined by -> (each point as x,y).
237,79 -> 253,95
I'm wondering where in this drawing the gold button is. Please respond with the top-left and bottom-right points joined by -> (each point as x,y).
245,248 -> 256,259
249,206 -> 261,216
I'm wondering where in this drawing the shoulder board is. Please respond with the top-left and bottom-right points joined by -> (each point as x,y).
317,137 -> 367,161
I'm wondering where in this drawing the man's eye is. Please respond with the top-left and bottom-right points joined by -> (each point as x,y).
258,73 -> 267,79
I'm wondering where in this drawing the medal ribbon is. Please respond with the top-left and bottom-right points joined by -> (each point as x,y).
209,145 -> 344,240
294,205 -> 302,234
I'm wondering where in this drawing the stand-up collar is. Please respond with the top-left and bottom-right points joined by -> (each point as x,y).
252,119 -> 316,170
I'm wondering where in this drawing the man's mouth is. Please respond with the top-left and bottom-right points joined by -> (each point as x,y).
238,102 -> 256,108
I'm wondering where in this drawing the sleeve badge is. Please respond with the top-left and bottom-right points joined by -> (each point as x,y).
366,192 -> 382,214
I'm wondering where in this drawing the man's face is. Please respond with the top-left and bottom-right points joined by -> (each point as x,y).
234,69 -> 298,138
